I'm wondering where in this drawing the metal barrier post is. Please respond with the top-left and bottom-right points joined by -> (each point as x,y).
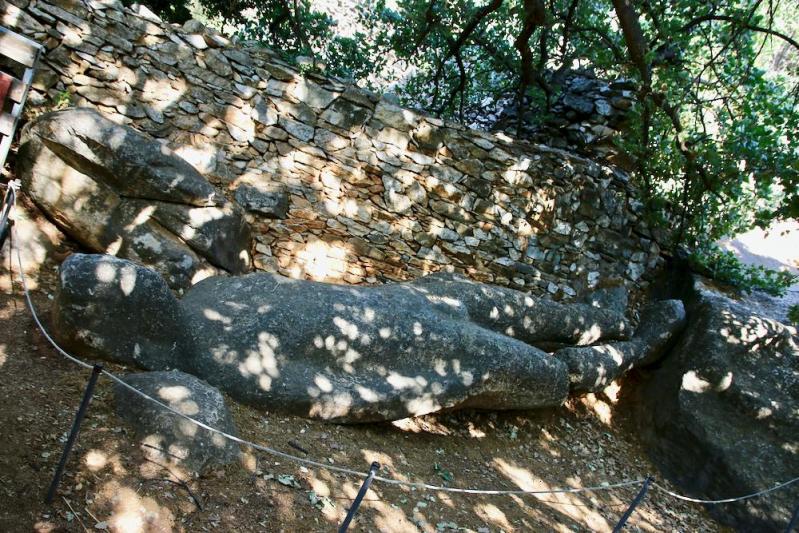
613,476 -> 653,532
786,502 -> 799,532
339,461 -> 380,532
44,364 -> 103,504
0,183 -> 16,250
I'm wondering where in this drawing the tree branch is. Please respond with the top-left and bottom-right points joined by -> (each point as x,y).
571,26 -> 625,63
429,0 -> 504,110
514,0 -> 547,134
681,14 -> 799,53
408,0 -> 440,56
437,48 -> 468,120
611,0 -> 651,87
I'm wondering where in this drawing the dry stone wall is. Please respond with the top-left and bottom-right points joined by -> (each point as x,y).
491,71 -> 637,163
5,0 -> 664,298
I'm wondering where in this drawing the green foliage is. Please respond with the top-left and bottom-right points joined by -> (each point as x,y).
433,462 -> 454,483
788,304 -> 799,325
25,90 -> 71,122
689,244 -> 798,296
53,90 -> 71,109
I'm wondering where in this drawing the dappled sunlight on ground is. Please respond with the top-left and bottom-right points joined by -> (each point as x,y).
493,457 -> 613,530
95,480 -> 176,532
0,198 -> 66,292
578,381 -> 623,425
83,448 -> 127,477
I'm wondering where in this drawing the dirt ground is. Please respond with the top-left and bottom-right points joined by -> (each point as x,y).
0,208 -> 726,533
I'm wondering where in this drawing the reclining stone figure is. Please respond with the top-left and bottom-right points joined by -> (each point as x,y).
53,253 -> 685,422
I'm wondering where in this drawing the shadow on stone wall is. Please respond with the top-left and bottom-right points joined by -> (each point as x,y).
4,0 -> 662,299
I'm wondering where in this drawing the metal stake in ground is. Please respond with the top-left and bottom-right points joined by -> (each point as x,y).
44,364 -> 103,504
787,503 -> 799,532
0,182 -> 17,250
339,461 -> 380,533
613,476 -> 653,532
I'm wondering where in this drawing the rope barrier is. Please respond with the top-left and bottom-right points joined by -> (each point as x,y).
4,189 -> 798,506
651,479 -> 799,504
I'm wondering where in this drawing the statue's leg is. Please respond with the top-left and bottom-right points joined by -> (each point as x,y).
290,318 -> 572,423
441,322 -> 571,412
411,273 -> 632,348
554,300 -> 686,393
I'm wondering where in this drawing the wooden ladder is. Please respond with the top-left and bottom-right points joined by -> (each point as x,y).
0,25 -> 44,170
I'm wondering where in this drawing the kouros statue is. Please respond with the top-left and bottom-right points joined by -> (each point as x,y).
53,253 -> 685,422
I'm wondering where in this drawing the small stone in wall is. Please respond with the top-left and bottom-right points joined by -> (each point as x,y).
234,183 -> 289,219
374,100 -> 418,131
116,103 -> 147,119
144,105 -> 165,124
178,100 -> 199,114
234,82 -> 256,100
252,97 -> 279,126
281,118 -> 314,142
223,49 -> 253,68
182,33 -> 208,50
203,49 -> 233,77
321,99 -> 371,130
563,94 -> 595,115
292,79 -> 338,109
626,262 -> 645,281
413,122 -> 446,152
227,122 -> 255,143
595,99 -> 613,116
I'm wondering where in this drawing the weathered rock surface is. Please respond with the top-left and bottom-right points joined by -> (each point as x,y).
113,370 -> 239,473
555,300 -> 686,393
628,275 -> 799,530
22,108 -> 219,207
128,199 -> 251,274
582,285 -> 629,315
179,271 -> 632,422
53,253 -> 195,370
18,108 -> 252,289
48,254 -> 698,424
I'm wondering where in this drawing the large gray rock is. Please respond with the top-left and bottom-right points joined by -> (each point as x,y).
21,108 -> 218,206
410,273 -> 632,348
52,254 -> 195,370
582,285 -> 629,315
53,255 -> 683,423
178,271 -> 610,422
128,200 -> 251,274
114,370 -> 240,474
17,108 -> 252,289
628,276 -> 799,531
554,300 -> 686,393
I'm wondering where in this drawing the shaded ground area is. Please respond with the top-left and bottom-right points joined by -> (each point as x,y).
0,248 -> 725,532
